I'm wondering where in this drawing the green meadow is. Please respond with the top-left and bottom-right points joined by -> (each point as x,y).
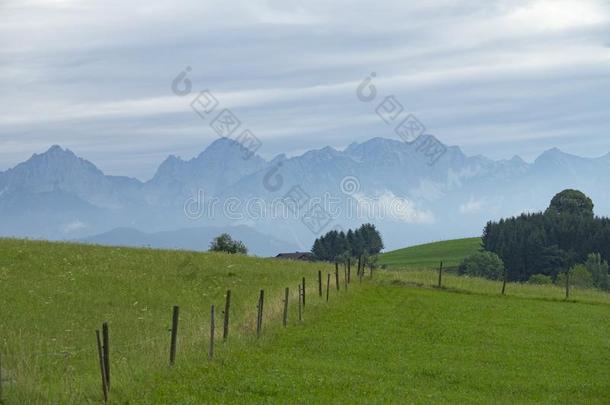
1,238 -> 608,404
0,239 -> 331,403
379,237 -> 481,269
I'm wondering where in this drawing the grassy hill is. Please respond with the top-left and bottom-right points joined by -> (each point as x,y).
147,283 -> 610,404
0,238 -> 333,403
1,238 -> 609,404
379,237 -> 482,269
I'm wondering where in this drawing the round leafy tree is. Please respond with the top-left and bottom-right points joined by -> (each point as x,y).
209,233 -> 248,254
545,189 -> 594,217
459,251 -> 505,280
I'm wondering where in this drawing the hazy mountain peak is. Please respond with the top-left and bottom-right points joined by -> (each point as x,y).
19,144 -> 99,175
148,136 -> 267,196
344,135 -> 461,165
2,138 -> 610,257
200,136 -> 236,152
347,135 -> 456,155
47,144 -> 64,153
344,137 -> 402,157
320,145 -> 339,154
299,145 -> 341,161
541,146 -> 563,155
417,134 -> 440,143
510,155 -> 526,164
153,154 -> 185,177
535,147 -> 579,165
360,136 -> 402,147
37,144 -> 78,159
0,143 -> 142,210
197,137 -> 263,160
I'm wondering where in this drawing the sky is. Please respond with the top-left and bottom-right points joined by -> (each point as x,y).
1,0 -> 610,181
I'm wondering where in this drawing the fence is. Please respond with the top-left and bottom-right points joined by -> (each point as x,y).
0,262 -> 367,403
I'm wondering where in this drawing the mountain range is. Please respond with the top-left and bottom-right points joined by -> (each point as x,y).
1,135 -> 609,255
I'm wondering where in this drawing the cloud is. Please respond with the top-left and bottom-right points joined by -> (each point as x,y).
352,191 -> 436,224
459,197 -> 486,215
62,220 -> 87,233
1,0 -> 610,178
506,0 -> 607,30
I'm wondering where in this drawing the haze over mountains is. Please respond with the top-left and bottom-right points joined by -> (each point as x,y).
1,136 -> 609,256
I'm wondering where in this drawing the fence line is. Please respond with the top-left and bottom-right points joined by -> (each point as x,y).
1,265 -> 370,403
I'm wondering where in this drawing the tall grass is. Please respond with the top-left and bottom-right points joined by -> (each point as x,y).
380,267 -> 610,305
120,282 -> 610,404
0,238 -> 333,403
2,238 -> 608,403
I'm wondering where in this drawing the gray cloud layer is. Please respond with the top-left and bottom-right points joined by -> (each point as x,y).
1,0 -> 609,180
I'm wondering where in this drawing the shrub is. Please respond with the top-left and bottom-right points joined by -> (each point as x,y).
528,274 -> 553,285
459,251 -> 505,280
556,265 -> 594,289
571,264 -> 593,288
585,253 -> 609,291
209,233 -> 248,254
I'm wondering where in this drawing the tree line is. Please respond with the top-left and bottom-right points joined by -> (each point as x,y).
311,223 -> 384,263
481,189 -> 609,289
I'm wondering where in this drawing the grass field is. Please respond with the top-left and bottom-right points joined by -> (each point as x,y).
0,239 -> 333,403
1,238 -> 609,404
112,282 -> 610,404
381,268 -> 610,305
379,237 -> 482,269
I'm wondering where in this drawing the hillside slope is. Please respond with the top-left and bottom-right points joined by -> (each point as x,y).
81,225 -> 299,256
1,238 -> 608,404
379,237 -> 482,269
115,283 -> 610,403
0,238 -> 332,403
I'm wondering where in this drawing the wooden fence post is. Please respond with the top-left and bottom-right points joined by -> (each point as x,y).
369,263 -> 373,278
335,262 -> 339,288
437,261 -> 443,288
209,305 -> 215,360
0,352 -> 3,404
357,255 -> 362,278
335,267 -> 340,291
347,258 -> 351,283
102,322 -> 110,390
302,277 -> 306,307
565,270 -> 570,299
169,306 -> 179,366
283,287 -> 289,327
318,270 -> 322,297
256,289 -> 265,337
362,256 -> 367,276
96,330 -> 108,402
344,267 -> 348,290
298,284 -> 303,321
501,268 -> 507,295
326,273 -> 331,302
223,290 -> 231,342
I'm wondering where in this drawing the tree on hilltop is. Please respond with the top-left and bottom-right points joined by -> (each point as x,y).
209,233 -> 248,254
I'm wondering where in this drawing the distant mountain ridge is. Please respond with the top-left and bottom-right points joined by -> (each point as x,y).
1,136 -> 609,254
81,225 -> 299,257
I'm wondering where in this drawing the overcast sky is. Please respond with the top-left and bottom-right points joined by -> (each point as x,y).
1,0 -> 609,180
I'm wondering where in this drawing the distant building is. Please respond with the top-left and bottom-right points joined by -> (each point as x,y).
275,252 -> 314,261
